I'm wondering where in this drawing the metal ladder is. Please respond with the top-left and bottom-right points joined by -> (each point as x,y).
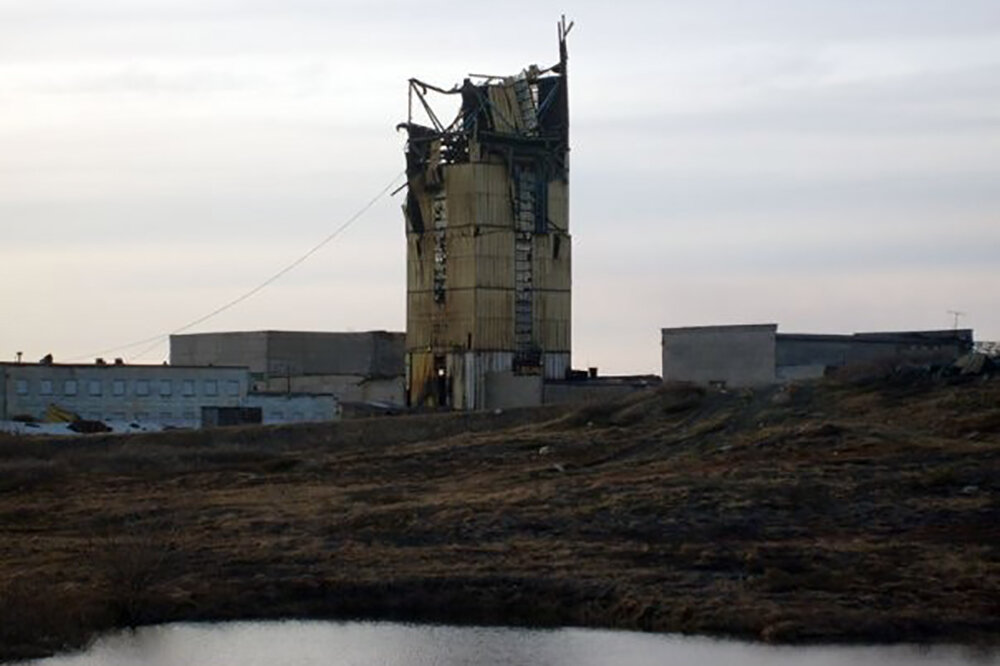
514,168 -> 535,362
512,76 -> 538,135
432,193 -> 447,303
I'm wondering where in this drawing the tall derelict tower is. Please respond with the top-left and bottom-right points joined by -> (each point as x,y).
400,18 -> 573,409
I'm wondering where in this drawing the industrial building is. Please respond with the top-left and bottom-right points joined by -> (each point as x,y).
661,324 -> 974,388
170,330 -> 405,406
0,360 -> 338,431
400,19 -> 573,409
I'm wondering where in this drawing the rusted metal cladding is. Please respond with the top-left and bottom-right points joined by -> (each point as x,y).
532,232 -> 571,290
408,349 -> 519,409
401,28 -> 573,407
543,352 -> 571,380
474,288 -> 516,350
475,229 -> 515,289
407,289 -> 475,350
406,229 -> 479,292
406,234 -> 433,292
444,163 -> 512,229
548,180 -> 569,232
406,351 -> 435,407
445,230 -> 477,290
534,290 -> 571,351
460,351 -> 516,409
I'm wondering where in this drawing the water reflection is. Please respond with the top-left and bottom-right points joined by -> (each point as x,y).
29,621 -> 999,666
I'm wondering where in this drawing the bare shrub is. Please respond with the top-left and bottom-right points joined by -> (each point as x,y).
89,521 -> 183,628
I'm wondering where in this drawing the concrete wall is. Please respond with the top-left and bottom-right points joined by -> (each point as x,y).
1,363 -> 250,427
775,364 -> 827,381
775,335 -> 852,369
260,374 -> 404,406
661,324 -> 777,388
169,332 -> 269,373
170,330 -> 405,379
264,331 -> 404,377
244,392 -> 340,424
484,371 -> 543,410
543,377 -> 659,404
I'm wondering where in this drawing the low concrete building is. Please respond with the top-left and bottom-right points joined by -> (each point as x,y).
662,325 -> 974,388
169,330 -> 406,406
0,361 -> 249,428
661,324 -> 778,388
0,361 -> 339,431
775,330 -> 974,380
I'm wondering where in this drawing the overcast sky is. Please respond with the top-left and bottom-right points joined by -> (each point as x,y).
2,0 -> 998,374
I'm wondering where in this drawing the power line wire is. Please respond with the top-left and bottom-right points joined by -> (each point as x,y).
73,169 -> 407,363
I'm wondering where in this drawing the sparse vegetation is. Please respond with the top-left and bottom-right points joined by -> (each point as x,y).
0,375 -> 999,661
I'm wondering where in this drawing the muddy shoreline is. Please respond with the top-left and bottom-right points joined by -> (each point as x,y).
2,377 -> 999,661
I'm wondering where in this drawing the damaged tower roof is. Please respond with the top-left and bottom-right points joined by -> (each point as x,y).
398,18 -> 572,234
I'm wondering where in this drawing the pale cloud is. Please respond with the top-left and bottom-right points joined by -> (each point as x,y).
1,0 -> 998,370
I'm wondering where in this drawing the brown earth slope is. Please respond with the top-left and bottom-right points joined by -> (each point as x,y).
1,373 -> 999,660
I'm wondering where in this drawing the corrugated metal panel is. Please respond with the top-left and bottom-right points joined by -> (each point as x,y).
543,352 -> 571,381
408,350 -> 515,410
407,351 -> 435,407
462,351 -> 476,410
444,164 -> 476,227
475,162 -> 512,199
486,84 -> 524,134
475,229 -> 514,289
532,232 -> 571,290
469,351 -> 514,409
442,163 -> 512,228
535,290 -> 571,351
475,289 -> 515,350
446,229 -> 477,290
407,290 -> 476,350
475,164 -> 514,228
407,234 -> 434,292
547,179 -> 569,231
448,353 -> 467,410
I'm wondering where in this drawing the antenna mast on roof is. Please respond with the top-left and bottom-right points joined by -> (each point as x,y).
947,310 -> 966,330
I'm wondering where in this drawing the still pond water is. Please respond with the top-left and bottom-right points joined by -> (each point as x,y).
30,621 -> 998,666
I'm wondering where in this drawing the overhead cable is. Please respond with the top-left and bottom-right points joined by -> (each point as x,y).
72,169 -> 407,363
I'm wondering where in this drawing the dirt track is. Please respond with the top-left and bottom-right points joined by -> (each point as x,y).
2,373 -> 999,660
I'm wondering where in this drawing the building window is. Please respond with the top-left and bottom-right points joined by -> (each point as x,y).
226,380 -> 240,396
40,379 -> 53,396
113,380 -> 126,396
89,380 -> 102,397
112,412 -> 126,421
15,379 -> 28,395
135,380 -> 150,396
182,380 -> 195,397
182,410 -> 195,421
64,380 -> 78,396
159,411 -> 172,422
204,380 -> 218,397
160,380 -> 172,397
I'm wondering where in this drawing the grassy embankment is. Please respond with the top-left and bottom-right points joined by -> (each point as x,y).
1,372 -> 999,661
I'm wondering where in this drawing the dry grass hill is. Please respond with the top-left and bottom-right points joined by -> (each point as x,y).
1,370 -> 998,660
